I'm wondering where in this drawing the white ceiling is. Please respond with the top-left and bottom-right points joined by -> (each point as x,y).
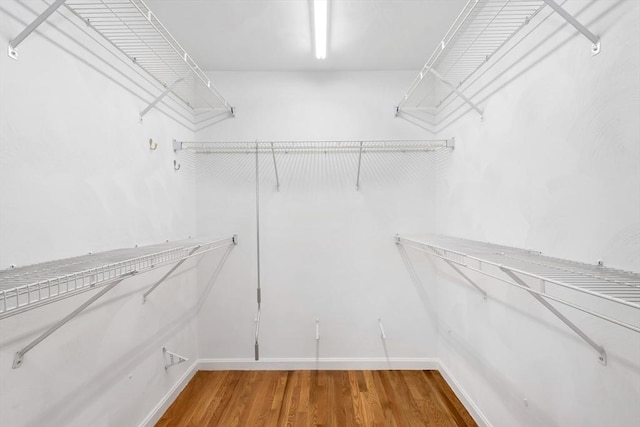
145,0 -> 468,71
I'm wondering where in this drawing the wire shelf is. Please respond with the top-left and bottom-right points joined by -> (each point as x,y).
65,0 -> 233,114
0,237 -> 234,319
398,234 -> 640,333
176,140 -> 453,154
397,0 -> 546,113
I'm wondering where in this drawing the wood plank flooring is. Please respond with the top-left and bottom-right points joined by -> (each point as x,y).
156,370 -> 477,427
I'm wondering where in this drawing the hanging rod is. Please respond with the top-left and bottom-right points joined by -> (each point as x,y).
397,235 -> 640,365
0,237 -> 236,319
173,139 -> 454,154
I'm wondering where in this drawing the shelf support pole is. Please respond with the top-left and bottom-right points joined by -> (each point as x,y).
140,72 -> 190,120
254,142 -> 262,361
7,0 -> 67,59
429,68 -> 483,118
356,141 -> 364,190
501,267 -> 607,365
270,142 -> 280,191
12,271 -> 137,369
142,245 -> 202,303
542,0 -> 600,55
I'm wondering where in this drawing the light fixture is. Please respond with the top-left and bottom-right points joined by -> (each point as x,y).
313,0 -> 328,59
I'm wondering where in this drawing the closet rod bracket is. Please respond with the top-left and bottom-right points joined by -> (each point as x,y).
163,347 -> 189,370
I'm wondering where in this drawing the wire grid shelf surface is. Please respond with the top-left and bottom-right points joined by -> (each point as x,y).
398,0 -> 546,110
65,0 -> 232,112
401,235 -> 640,308
0,238 -> 228,317
178,140 -> 452,154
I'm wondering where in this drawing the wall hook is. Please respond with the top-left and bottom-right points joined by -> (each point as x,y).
378,318 -> 387,340
163,347 -> 188,370
149,138 -> 157,150
173,160 -> 181,171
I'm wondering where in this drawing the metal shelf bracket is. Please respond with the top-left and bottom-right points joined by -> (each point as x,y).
356,141 -> 364,190
500,267 -> 607,365
7,0 -> 67,59
429,69 -> 483,118
542,0 -> 601,55
270,142 -> 280,191
163,347 -> 188,370
12,271 -> 137,369
140,71 -> 190,120
142,245 -> 202,303
443,258 -> 488,301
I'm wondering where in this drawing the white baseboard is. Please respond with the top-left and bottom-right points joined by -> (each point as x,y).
437,361 -> 493,427
139,360 -> 199,427
140,357 -> 490,427
198,357 -> 440,371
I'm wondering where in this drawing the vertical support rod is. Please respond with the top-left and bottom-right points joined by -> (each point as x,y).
316,319 -> 320,341
8,0 -> 67,59
140,72 -> 190,119
254,309 -> 261,361
13,272 -> 135,368
270,142 -> 280,191
501,267 -> 606,365
255,142 -> 261,309
142,245 -> 201,302
356,141 -> 364,190
542,0 -> 600,54
255,141 -> 261,361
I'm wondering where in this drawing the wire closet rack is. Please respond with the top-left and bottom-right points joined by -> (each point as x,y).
7,0 -> 234,121
0,237 -> 235,319
396,234 -> 640,365
175,139 -> 455,191
64,0 -> 233,118
174,139 -> 454,154
396,0 -> 600,123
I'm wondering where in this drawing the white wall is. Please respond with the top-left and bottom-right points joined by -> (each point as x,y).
427,1 -> 640,426
194,71 -> 444,364
0,1 -> 205,426
0,0 -> 198,269
2,0 -> 638,426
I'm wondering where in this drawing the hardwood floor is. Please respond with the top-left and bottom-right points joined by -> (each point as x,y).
156,370 -> 477,427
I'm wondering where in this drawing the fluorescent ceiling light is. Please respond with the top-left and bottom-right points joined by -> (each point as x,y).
313,0 -> 327,59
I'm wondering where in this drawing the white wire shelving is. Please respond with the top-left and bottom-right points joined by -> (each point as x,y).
174,139 -> 453,154
1,236 -> 237,368
396,0 -> 600,123
396,234 -> 640,365
8,0 -> 234,122
175,139 -> 454,192
0,237 -> 235,319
